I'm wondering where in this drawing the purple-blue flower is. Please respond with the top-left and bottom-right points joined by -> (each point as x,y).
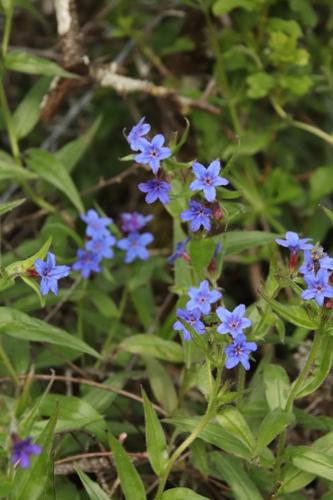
135,134 -> 171,174
275,231 -> 312,253
173,308 -> 205,341
186,280 -> 222,315
34,252 -> 70,296
181,200 -> 212,232
320,255 -> 333,271
299,250 -> 315,276
72,249 -> 101,279
224,333 -> 257,370
85,233 -> 116,260
138,178 -> 171,204
190,160 -> 229,202
120,212 -> 153,233
81,209 -> 112,239
117,232 -> 153,263
216,304 -> 252,337
301,269 -> 333,306
11,436 -> 42,469
127,117 -> 151,151
168,237 -> 190,264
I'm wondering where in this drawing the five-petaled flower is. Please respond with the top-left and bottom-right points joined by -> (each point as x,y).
120,212 -> 153,233
117,232 -> 153,263
34,252 -> 70,296
11,435 -> 42,469
186,280 -> 221,315
127,117 -> 151,151
275,231 -> 312,254
301,269 -> 333,306
168,237 -> 190,264
85,233 -> 116,260
81,209 -> 112,239
216,304 -> 252,337
190,160 -> 228,202
173,308 -> 205,341
138,178 -> 171,204
181,200 -> 212,232
135,134 -> 171,174
224,333 -> 257,370
72,249 -> 101,279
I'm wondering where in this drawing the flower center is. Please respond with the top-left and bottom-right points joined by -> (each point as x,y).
204,177 -> 212,186
316,285 -> 323,293
235,346 -> 243,356
199,296 -> 207,304
230,320 -> 239,330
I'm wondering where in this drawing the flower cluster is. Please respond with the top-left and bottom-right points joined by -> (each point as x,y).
276,231 -> 333,307
73,209 -> 116,279
173,280 -> 256,370
127,118 -> 171,204
117,212 -> 154,264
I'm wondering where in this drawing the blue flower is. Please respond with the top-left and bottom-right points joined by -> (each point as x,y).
168,237 -> 190,264
190,160 -> 229,202
117,232 -> 153,263
301,269 -> 333,306
11,436 -> 42,469
173,308 -> 205,341
85,233 -> 116,260
127,117 -> 151,151
81,209 -> 112,239
120,212 -> 153,233
138,178 -> 171,204
275,231 -> 312,253
34,252 -> 70,296
186,280 -> 222,315
320,255 -> 333,271
72,249 -> 101,279
299,250 -> 315,275
216,304 -> 252,337
180,200 -> 212,232
224,333 -> 257,370
135,134 -> 171,174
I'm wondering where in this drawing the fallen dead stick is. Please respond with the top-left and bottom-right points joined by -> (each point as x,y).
54,451 -> 148,475
0,374 -> 167,416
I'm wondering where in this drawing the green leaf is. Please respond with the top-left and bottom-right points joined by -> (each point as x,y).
322,206 -> 333,225
161,488 -> 210,500
247,72 -> 275,99
144,356 -> 178,414
142,390 -> 169,475
12,77 -> 51,138
56,116 -> 102,173
109,432 -> 146,500
0,159 -> 37,182
264,298 -> 319,330
20,275 -> 46,307
120,335 -> 184,363
0,307 -> 100,358
5,50 -> 76,77
209,452 -> 263,500
6,236 -> 52,276
213,0 -> 256,15
310,166 -> 333,203
256,409 -> 295,453
263,364 -> 290,411
189,238 -> 217,274
215,231 -> 277,256
0,198 -> 25,215
14,407 -> 58,499
292,450 -> 333,481
76,468 -> 110,500
216,407 -> 256,453
26,149 -> 84,213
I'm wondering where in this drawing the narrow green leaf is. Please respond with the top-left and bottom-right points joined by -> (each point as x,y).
144,356 -> 178,414
6,236 -> 52,276
120,334 -> 184,363
264,297 -> 319,330
0,160 -> 37,182
5,50 -> 76,77
263,364 -> 290,411
142,390 -> 169,475
76,468 -> 110,500
216,407 -> 256,453
215,231 -> 277,256
256,409 -> 295,453
20,275 -> 46,307
0,198 -> 25,216
161,488 -> 210,500
209,452 -> 263,500
292,450 -> 333,481
26,149 -> 84,213
109,432 -> 146,500
0,307 -> 100,358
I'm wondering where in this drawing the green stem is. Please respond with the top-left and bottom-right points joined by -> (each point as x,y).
236,365 -> 245,408
272,321 -> 324,490
154,364 -> 222,499
0,341 -> 18,385
0,79 -> 20,162
1,1 -> 14,57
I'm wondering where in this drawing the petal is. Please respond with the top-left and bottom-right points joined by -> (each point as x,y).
209,290 -> 222,303
140,233 -> 154,245
180,209 -> 193,222
203,186 -> 216,202
150,159 -> 160,174
217,325 -> 230,335
214,176 -> 229,186
301,289 -> 315,300
46,252 -> 56,268
159,147 -> 171,159
146,191 -> 158,204
40,278 -> 50,296
152,134 -> 165,148
34,259 -> 46,276
225,356 -> 239,369
207,159 -> 221,176
189,179 -> 203,192
138,182 -> 150,193
275,238 -> 289,247
216,307 -> 231,321
192,162 -> 206,178
234,304 -> 245,317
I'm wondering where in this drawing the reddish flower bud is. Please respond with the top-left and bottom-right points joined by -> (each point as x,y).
26,268 -> 39,278
289,251 -> 299,273
324,298 -> 333,309
212,203 -> 223,221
